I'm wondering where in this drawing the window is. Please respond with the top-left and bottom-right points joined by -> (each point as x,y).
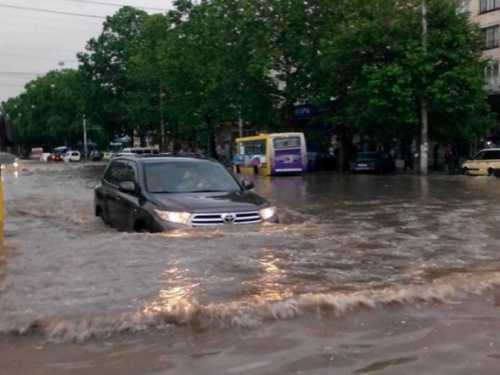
273,137 -> 301,149
485,61 -> 499,79
240,140 -> 266,156
480,0 -> 500,13
144,161 -> 240,193
482,150 -> 500,159
483,25 -> 500,49
104,161 -> 136,185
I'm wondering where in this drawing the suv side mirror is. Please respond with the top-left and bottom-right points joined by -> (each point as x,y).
119,181 -> 138,194
241,179 -> 255,190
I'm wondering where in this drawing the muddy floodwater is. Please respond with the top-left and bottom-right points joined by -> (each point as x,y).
2,164 -> 500,374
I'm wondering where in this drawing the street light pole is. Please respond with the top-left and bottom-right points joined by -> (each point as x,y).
160,91 -> 166,152
420,0 -> 429,175
83,114 -> 88,162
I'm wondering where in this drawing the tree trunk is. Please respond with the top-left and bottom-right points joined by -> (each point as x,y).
205,114 -> 217,158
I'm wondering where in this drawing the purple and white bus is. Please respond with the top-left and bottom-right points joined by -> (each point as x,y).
234,133 -> 307,176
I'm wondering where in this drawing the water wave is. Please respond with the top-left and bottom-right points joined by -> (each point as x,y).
2,271 -> 500,343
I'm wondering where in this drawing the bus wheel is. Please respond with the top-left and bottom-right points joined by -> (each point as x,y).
236,165 -> 240,174
254,166 -> 259,175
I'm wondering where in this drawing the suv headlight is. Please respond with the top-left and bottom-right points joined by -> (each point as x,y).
260,206 -> 277,221
154,210 -> 191,225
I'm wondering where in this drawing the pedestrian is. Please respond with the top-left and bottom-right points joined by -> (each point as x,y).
444,144 -> 454,174
403,150 -> 414,171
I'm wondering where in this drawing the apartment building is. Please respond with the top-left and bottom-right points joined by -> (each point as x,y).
467,0 -> 500,93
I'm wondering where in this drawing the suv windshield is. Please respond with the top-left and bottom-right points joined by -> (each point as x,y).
144,160 -> 241,193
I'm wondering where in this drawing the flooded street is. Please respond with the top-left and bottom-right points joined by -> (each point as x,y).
2,164 -> 500,374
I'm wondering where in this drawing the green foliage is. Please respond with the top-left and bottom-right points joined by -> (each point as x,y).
78,6 -> 149,136
2,70 -> 87,149
321,0 -> 491,143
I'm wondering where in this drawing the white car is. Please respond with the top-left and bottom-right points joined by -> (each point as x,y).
63,151 -> 81,162
462,148 -> 500,176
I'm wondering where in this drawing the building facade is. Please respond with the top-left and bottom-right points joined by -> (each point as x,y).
467,0 -> 500,93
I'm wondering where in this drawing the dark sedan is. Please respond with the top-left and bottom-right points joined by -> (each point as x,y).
351,152 -> 396,174
95,154 -> 278,232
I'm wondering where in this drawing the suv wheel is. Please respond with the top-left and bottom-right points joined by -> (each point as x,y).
134,220 -> 150,233
96,205 -> 111,225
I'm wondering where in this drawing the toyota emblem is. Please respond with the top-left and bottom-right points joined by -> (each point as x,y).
223,214 -> 236,224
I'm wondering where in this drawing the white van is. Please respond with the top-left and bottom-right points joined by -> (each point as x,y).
63,151 -> 81,162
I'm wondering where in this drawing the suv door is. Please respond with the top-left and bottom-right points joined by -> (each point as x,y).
102,161 -> 124,227
116,161 -> 142,230
107,161 -> 140,230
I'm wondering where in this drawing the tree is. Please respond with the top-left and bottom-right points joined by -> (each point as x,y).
78,6 -> 149,138
2,70 -> 88,150
154,0 -> 277,155
319,0 -> 491,167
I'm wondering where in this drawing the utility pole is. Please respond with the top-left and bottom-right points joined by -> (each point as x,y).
83,114 -> 88,162
160,91 -> 166,152
238,115 -> 243,138
420,0 -> 429,175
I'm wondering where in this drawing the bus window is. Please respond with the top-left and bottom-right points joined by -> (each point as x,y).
241,140 -> 266,156
273,137 -> 301,149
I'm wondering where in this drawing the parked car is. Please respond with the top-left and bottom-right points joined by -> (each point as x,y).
49,152 -> 63,162
351,152 -> 396,174
95,154 -> 278,232
49,146 -> 69,162
462,148 -> 500,176
30,147 -> 44,161
89,150 -> 102,161
63,150 -> 81,162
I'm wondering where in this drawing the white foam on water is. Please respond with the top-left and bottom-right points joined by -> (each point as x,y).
2,271 -> 500,343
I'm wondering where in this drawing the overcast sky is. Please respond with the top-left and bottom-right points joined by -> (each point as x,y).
0,0 -> 173,103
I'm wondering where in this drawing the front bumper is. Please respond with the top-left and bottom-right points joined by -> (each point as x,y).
152,210 -> 278,232
462,164 -> 484,176
351,165 -> 375,172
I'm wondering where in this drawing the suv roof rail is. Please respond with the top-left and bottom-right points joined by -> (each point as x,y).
119,152 -> 213,160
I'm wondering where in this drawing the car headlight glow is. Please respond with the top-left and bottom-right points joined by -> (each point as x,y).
260,206 -> 277,221
154,210 -> 191,225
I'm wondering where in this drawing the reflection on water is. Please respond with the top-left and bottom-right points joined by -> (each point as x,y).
143,265 -> 199,318
248,251 -> 293,302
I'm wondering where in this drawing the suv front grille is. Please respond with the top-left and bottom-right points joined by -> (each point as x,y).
190,211 -> 262,226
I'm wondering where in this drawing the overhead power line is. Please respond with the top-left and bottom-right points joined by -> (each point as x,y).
0,71 -> 44,76
57,0 -> 169,12
0,52 -> 78,63
0,3 -> 106,19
